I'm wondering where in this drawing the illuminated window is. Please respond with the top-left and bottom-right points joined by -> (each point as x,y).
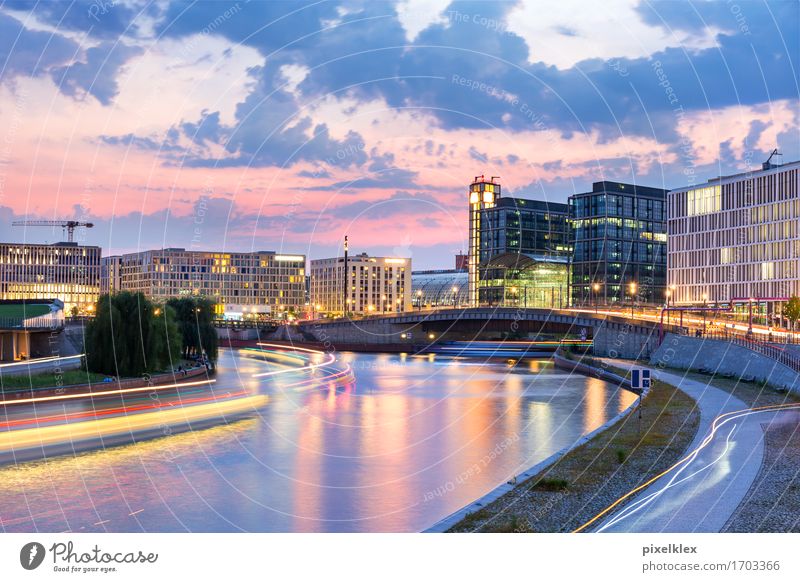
686,185 -> 721,216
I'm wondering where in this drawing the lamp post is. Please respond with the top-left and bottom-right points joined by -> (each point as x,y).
702,293 -> 708,335
592,282 -> 600,314
452,286 -> 459,308
416,289 -> 422,312
629,281 -> 637,318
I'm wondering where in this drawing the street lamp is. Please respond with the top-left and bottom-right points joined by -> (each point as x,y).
452,286 -> 459,307
416,289 -> 422,312
702,293 -> 708,335
629,281 -> 637,318
592,282 -> 600,314
396,298 -> 401,313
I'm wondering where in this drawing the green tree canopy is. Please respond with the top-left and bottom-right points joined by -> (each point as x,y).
784,296 -> 800,330
85,292 -> 182,377
166,296 -> 219,362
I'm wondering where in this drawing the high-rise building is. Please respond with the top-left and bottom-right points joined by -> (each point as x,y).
310,252 -> 411,316
0,242 -> 101,314
101,248 -> 306,316
467,176 -> 571,308
570,181 -> 668,306
667,157 -> 800,326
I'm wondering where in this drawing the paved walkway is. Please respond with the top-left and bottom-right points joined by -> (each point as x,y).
595,360 -> 791,533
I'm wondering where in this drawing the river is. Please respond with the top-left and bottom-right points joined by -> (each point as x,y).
0,347 -> 636,532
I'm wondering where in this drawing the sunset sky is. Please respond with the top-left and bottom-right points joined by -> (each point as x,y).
0,0 -> 797,269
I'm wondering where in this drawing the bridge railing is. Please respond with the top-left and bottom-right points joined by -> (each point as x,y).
0,314 -> 64,330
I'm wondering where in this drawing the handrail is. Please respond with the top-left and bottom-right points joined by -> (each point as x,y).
0,314 -> 64,330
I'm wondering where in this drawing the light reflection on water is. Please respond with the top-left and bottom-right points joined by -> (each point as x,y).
0,349 -> 636,532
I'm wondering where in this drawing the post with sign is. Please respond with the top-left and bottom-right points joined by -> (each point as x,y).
631,367 -> 650,432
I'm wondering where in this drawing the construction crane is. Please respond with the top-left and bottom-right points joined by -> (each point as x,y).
11,220 -> 94,243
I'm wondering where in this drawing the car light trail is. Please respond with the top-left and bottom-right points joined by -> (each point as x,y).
574,400 -> 800,533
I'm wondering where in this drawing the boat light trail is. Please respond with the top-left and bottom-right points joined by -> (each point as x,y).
0,394 -> 268,453
252,343 -> 335,378
0,379 -> 216,407
0,354 -> 84,368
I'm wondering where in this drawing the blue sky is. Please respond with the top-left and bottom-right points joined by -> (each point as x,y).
0,0 -> 797,268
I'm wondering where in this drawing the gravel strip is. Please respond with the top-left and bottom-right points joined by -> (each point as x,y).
448,368 -> 700,533
722,421 -> 800,532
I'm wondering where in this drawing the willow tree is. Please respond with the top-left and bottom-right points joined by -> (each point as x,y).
166,296 -> 219,362
85,292 -> 182,377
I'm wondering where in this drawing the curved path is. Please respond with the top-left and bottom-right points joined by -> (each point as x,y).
591,360 -> 796,533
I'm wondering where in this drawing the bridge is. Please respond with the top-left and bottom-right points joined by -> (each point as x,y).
298,307 -> 678,359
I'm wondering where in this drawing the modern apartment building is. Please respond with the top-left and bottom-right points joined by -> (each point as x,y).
667,158 -> 800,324
570,181 -> 668,305
0,242 -> 101,314
310,252 -> 411,316
101,248 -> 306,315
467,176 -> 571,308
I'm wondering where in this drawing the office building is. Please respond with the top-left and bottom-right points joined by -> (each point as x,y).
570,181 -> 668,305
467,176 -> 571,308
101,248 -> 306,316
667,156 -> 800,325
310,252 -> 411,316
0,242 -> 101,314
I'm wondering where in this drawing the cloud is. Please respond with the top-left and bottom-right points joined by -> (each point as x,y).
0,12 -> 77,79
51,41 -> 143,105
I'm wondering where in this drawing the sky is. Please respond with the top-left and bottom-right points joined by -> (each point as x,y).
0,0 -> 797,269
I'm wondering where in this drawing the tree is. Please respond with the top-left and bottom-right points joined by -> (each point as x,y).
784,296 -> 800,331
166,296 -> 219,362
85,292 -> 182,377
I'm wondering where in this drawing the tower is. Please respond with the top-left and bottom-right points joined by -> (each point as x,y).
468,175 -> 500,306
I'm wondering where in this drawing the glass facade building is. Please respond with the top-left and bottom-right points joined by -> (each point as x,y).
467,176 -> 571,307
411,270 -> 468,309
570,181 -> 668,305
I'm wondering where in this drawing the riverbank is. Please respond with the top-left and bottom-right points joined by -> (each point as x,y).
446,360 -> 700,532
0,364 -> 210,400
667,369 -> 800,533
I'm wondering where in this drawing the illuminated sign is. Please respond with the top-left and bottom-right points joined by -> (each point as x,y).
274,255 -> 305,262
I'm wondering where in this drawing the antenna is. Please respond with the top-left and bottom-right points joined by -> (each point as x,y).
763,149 -> 783,170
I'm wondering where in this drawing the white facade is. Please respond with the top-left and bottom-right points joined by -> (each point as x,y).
0,242 -> 101,314
101,248 -> 306,314
667,160 -> 800,306
310,253 -> 411,315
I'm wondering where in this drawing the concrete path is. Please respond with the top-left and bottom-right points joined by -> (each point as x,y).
595,360 -> 792,533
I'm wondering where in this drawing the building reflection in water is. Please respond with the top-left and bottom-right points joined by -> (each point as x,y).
0,349 -> 638,533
